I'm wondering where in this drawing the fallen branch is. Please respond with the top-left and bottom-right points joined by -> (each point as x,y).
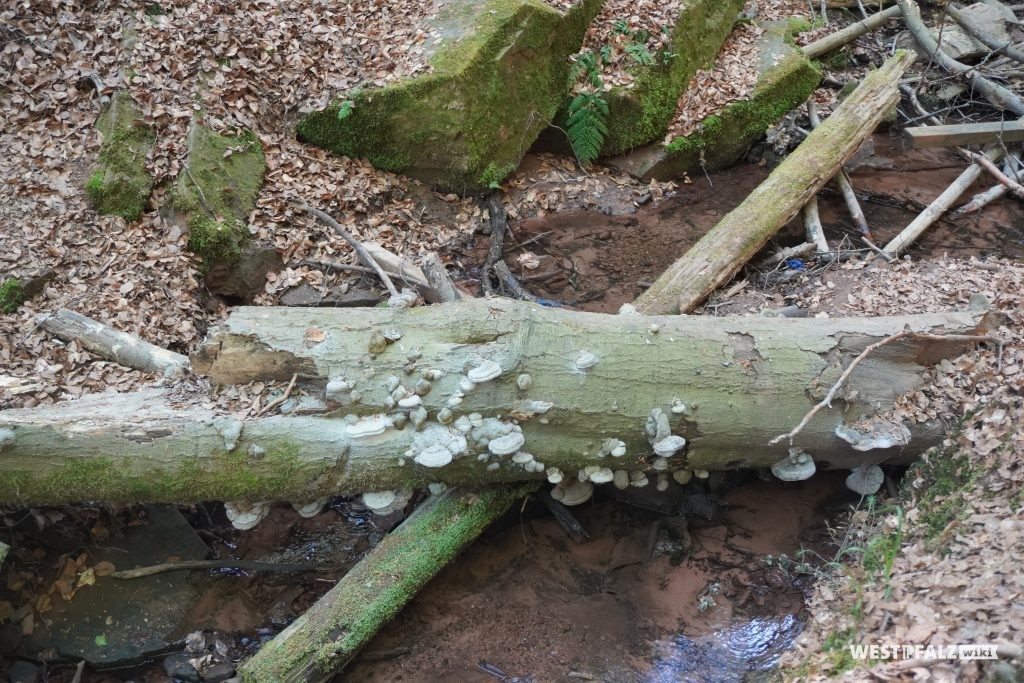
112,558 -> 330,579
493,260 -> 539,302
953,155 -> 1020,214
882,148 -> 1004,256
897,0 -> 1024,115
770,328 -> 1000,445
962,149 -> 1024,199
809,101 -> 873,239
802,5 -> 903,59
36,309 -> 189,377
238,484 -> 535,682
635,50 -> 914,314
290,197 -> 399,297
420,252 -> 465,303
256,373 -> 297,416
803,200 -> 831,254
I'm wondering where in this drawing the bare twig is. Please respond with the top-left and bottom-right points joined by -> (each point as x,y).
112,558 -> 330,579
808,101 -> 873,238
962,149 -> 1024,198
770,328 -> 999,445
256,373 -> 297,416
289,197 -> 398,297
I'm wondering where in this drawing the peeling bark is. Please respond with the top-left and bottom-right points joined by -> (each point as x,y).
0,300 -> 994,504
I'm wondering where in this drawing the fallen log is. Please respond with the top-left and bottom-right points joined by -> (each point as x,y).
35,309 -> 189,376
634,50 -> 914,314
238,484 -> 535,683
0,300 -> 994,504
802,5 -> 903,59
947,2 -> 1024,65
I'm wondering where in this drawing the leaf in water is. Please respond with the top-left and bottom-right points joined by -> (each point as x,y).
95,634 -> 107,647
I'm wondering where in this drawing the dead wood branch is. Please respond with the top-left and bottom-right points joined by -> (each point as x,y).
482,191 -> 509,296
897,0 -> 1024,115
804,200 -> 831,254
883,148 -> 1005,256
112,559 -> 329,579
420,253 -> 465,303
36,309 -> 189,376
635,51 -> 914,314
953,155 -> 1020,214
803,5 -> 903,59
963,148 -> 1024,199
904,120 -> 1024,148
809,101 -> 873,239
290,197 -> 399,297
770,328 -> 1000,445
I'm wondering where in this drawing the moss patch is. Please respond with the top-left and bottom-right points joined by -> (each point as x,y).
86,91 -> 155,221
173,125 -> 266,270
0,278 -> 25,314
297,0 -> 606,192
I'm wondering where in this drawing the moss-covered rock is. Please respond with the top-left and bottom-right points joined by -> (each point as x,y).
297,0 -> 605,192
85,91 -> 155,220
0,278 -> 25,315
608,22 -> 821,181
170,124 -> 266,272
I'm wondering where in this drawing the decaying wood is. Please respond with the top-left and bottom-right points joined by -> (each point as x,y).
634,50 -> 914,314
883,148 -> 1004,256
238,484 -> 535,683
0,301 -> 994,504
953,155 -> 1021,214
905,120 -> 1024,148
897,0 -> 1024,115
803,200 -> 831,254
802,5 -> 903,59
947,2 -> 1024,65
361,242 -> 432,294
36,309 -> 189,376
419,252 -> 465,303
963,149 -> 1024,199
771,328 -> 1000,445
482,191 -> 509,297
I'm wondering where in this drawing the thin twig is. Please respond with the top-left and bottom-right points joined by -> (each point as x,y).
112,558 -> 331,579
257,373 -> 297,416
962,149 -> 1024,199
769,328 -> 999,445
289,197 -> 398,296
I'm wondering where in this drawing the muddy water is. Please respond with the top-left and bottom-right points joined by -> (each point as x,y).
466,134 -> 1024,313
346,474 -> 853,682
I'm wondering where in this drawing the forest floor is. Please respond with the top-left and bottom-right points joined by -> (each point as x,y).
1,1 -> 1023,681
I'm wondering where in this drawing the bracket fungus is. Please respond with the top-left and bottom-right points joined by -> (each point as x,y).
836,421 -> 911,451
467,359 -> 502,383
653,435 -> 687,458
225,501 -> 271,531
770,448 -> 816,482
510,399 -> 552,419
573,350 -> 599,371
589,467 -> 614,485
551,479 -> 593,506
410,425 -> 468,468
516,373 -> 532,391
325,377 -> 351,401
672,470 -> 693,485
397,394 -> 423,409
670,398 -> 687,414
846,465 -> 885,496
613,470 -> 629,490
546,467 -> 563,484
345,414 -> 393,438
488,430 -> 526,456
645,408 -> 671,444
291,499 -> 328,518
362,488 -> 413,515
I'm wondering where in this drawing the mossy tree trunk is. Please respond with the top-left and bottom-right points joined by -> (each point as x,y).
633,50 -> 915,314
0,300 -> 991,504
237,483 -> 535,683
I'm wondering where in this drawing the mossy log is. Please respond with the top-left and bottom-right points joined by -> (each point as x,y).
238,483 -> 535,682
0,300 -> 993,504
633,50 -> 915,314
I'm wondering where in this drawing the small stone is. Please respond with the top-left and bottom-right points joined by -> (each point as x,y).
202,662 -> 237,683
163,653 -> 201,683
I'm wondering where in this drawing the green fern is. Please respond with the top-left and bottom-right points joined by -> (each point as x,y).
566,91 -> 609,166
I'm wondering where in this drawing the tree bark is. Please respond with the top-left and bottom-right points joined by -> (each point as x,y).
238,484 -> 535,683
803,5 -> 903,59
633,50 -> 915,314
0,300 -> 994,504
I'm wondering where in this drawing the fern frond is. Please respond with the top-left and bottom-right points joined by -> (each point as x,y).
566,91 -> 609,166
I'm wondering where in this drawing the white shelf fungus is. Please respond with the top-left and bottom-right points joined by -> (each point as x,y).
225,501 -> 271,531
770,448 -> 816,482
467,359 -> 502,383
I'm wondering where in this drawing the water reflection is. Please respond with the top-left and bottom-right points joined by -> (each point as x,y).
646,614 -> 803,682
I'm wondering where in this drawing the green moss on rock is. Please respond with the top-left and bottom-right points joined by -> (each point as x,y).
611,22 -> 821,180
173,124 -> 266,271
86,91 -> 155,221
297,0 -> 606,192
0,278 -> 25,314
